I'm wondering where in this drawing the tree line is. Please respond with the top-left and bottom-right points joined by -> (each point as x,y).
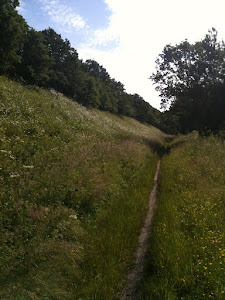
0,0 -> 160,127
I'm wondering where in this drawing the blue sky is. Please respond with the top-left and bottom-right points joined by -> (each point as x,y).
18,0 -> 225,109
19,0 -> 110,31
18,0 -> 111,46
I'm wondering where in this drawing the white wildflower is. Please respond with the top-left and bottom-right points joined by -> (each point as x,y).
0,150 -> 9,153
10,174 -> 20,178
69,215 -> 78,220
23,165 -> 34,169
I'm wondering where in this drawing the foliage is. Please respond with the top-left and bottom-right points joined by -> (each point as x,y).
1,0 -> 20,8
151,28 -> 225,107
17,29 -> 53,85
41,28 -> 80,97
78,76 -> 100,108
151,28 -> 225,134
0,0 -> 28,75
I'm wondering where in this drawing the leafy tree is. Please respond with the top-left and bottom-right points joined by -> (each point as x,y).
11,0 -> 19,7
61,47 -> 80,98
151,29 -> 225,133
99,87 -> 114,111
41,28 -> 80,97
151,28 -> 225,109
17,29 -> 53,85
86,60 -> 110,81
78,77 -> 100,108
118,94 -> 136,117
0,0 -> 28,75
1,0 -> 20,9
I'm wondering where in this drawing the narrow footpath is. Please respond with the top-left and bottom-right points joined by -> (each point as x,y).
122,160 -> 161,300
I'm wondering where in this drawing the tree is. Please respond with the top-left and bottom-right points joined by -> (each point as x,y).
42,28 -> 72,64
151,28 -> 225,109
1,0 -> 20,9
117,94 -> 135,117
151,29 -> 225,133
0,0 -> 28,75
86,60 -> 110,81
17,29 -> 52,85
41,28 -> 80,97
78,77 -> 100,108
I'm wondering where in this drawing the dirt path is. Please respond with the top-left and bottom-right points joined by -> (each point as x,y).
122,160 -> 161,300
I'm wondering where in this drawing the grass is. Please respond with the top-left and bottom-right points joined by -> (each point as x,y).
4,76 -> 225,299
0,76 -> 168,299
139,134 -> 225,299
77,156 -> 158,299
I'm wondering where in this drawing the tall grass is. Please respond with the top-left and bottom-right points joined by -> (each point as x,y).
0,76 -> 167,298
140,135 -> 225,299
77,155 -> 158,299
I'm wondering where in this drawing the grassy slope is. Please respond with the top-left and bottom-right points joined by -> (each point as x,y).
0,77 -> 168,299
140,134 -> 225,299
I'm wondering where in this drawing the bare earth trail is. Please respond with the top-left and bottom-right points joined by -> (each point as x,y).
122,160 -> 161,300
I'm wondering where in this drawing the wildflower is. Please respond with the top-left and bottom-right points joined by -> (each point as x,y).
23,165 -> 34,169
0,149 -> 9,153
69,215 -> 78,220
10,174 -> 20,178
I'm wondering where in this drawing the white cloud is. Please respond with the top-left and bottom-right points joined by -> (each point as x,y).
17,0 -> 26,13
77,0 -> 225,109
39,0 -> 87,32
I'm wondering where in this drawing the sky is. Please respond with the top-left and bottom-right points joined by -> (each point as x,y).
18,0 -> 225,109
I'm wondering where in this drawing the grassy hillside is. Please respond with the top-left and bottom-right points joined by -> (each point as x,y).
140,134 -> 225,299
0,77 -> 168,299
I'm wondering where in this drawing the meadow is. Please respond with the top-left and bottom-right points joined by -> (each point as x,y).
140,134 -> 225,299
0,76 -> 168,299
2,76 -> 224,299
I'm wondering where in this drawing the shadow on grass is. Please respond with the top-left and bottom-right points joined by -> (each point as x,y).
144,139 -> 172,157
145,136 -> 190,158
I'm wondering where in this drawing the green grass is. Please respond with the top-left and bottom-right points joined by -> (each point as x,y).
77,156 -> 158,299
0,76 -> 168,299
139,134 -> 225,299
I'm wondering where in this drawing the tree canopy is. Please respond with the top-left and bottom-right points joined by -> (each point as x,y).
0,0 -> 28,75
151,29 -> 225,107
151,29 -> 225,134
